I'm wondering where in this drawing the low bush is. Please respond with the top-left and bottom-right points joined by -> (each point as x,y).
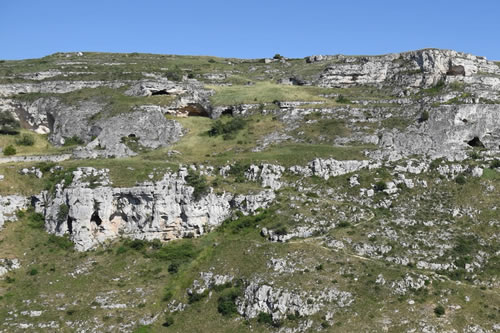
455,174 -> 466,185
57,204 -> 69,221
188,290 -> 208,304
3,145 -> 16,156
208,118 -> 246,140
257,312 -> 273,325
47,234 -> 73,250
27,210 -> 45,229
419,110 -> 429,122
490,159 -> 500,169
163,316 -> 174,327
221,209 -> 272,234
336,94 -> 350,104
374,181 -> 387,192
217,288 -> 241,316
227,161 -> 250,183
28,268 -> 38,276
434,304 -> 445,317
16,133 -> 35,146
63,135 -> 84,146
185,170 -> 209,200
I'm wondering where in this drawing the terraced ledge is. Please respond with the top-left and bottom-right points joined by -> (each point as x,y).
0,153 -> 72,164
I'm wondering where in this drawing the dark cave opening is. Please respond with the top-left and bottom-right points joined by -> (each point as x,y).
90,211 -> 102,226
467,136 -> 485,148
67,217 -> 73,234
179,103 -> 210,117
151,89 -> 169,96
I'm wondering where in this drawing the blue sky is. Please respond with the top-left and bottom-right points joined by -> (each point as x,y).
1,0 -> 499,60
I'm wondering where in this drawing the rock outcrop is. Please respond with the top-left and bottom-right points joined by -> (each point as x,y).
0,195 -> 29,229
377,104 -> 500,160
290,158 -> 380,180
237,281 -> 353,321
312,49 -> 500,90
37,168 -> 275,251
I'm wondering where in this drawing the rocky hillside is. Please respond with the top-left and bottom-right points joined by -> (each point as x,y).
0,49 -> 499,332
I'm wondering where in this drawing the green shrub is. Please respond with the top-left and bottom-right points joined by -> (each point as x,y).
208,118 -> 246,140
63,135 -> 84,146
0,111 -> 20,134
28,268 -> 38,276
116,246 -> 127,255
27,211 -> 45,229
273,54 -> 284,60
429,158 -> 443,170
43,167 -> 76,193
163,316 -> 174,327
188,290 -> 208,304
336,95 -> 350,104
490,159 -> 500,169
167,263 -> 179,274
257,312 -> 273,325
337,221 -> 351,228
162,289 -> 173,302
126,239 -> 148,251
5,276 -> 15,283
185,170 -> 209,200
221,209 -> 272,234
469,151 -> 481,160
419,110 -> 429,122
57,204 -> 69,221
154,241 -> 200,271
15,133 -> 35,146
3,145 -> 16,156
47,234 -> 73,250
455,174 -> 466,185
227,162 -> 250,182
434,304 -> 445,316
217,288 -> 241,316
374,181 -> 387,192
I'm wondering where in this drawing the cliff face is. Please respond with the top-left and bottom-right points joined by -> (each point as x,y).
36,167 -> 274,251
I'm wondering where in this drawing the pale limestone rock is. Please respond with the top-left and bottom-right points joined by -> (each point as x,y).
39,168 -> 275,251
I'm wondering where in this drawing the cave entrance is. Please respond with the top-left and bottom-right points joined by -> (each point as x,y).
151,89 -> 169,96
91,211 -> 102,226
67,217 -> 73,234
221,108 -> 233,116
467,136 -> 485,148
179,103 -> 210,117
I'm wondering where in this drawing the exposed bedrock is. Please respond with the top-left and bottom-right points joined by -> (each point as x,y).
36,168 -> 275,251
376,104 -> 500,160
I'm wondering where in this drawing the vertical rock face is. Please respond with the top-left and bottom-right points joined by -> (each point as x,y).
377,104 -> 500,160
39,168 -> 275,251
314,49 -> 500,89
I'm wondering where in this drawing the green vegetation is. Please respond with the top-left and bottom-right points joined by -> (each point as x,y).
455,174 -> 466,185
0,111 -> 20,135
63,135 -> 84,146
15,133 -> 35,146
434,304 -> 445,317
3,144 -> 16,156
185,170 -> 209,200
208,117 -> 246,140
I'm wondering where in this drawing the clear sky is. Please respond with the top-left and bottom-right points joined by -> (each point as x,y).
1,0 -> 499,60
